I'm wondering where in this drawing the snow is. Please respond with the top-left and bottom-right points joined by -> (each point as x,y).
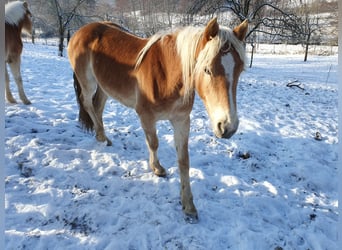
5,42 -> 338,249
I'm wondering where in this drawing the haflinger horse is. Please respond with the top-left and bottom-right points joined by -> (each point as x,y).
5,1 -> 32,105
68,18 -> 248,222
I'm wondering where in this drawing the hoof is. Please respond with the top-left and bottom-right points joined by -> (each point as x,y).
106,139 -> 112,146
22,99 -> 31,105
153,167 -> 167,177
96,134 -> 112,146
183,212 -> 199,224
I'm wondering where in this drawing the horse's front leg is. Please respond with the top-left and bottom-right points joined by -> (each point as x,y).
8,59 -> 31,105
140,116 -> 166,177
171,116 -> 198,223
5,65 -> 17,104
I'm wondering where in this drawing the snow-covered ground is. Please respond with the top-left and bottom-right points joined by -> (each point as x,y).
5,43 -> 338,249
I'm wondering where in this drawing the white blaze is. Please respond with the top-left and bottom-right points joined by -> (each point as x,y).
221,53 -> 237,122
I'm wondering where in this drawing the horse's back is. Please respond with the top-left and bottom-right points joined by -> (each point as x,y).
68,22 -> 145,69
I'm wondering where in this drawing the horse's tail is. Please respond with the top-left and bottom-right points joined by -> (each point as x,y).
73,72 -> 94,131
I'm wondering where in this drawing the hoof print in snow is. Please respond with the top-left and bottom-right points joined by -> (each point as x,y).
314,131 -> 322,141
18,163 -> 33,178
238,151 -> 251,160
21,167 -> 33,178
310,213 -> 317,221
184,213 -> 199,224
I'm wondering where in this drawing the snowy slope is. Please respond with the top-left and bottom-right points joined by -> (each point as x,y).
5,43 -> 338,249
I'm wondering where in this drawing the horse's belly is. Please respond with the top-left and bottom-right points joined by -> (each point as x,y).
101,83 -> 137,108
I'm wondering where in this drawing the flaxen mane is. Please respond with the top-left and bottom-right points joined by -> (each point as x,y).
5,1 -> 28,26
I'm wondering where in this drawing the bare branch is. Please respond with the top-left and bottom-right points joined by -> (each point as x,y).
286,80 -> 305,90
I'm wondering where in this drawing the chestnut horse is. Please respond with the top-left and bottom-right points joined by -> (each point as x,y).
68,18 -> 248,222
5,1 -> 32,105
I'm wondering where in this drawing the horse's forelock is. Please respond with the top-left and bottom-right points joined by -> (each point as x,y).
218,27 -> 246,66
195,27 -> 246,75
5,1 -> 28,26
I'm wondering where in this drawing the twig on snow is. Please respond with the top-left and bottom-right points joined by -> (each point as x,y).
286,80 -> 304,90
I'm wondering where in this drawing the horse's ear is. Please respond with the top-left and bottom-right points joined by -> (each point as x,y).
233,19 -> 248,41
203,17 -> 219,41
23,1 -> 28,9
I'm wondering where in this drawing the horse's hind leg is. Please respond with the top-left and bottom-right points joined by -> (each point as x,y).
5,65 -> 17,104
93,86 -> 108,131
79,79 -> 111,146
93,86 -> 111,145
8,58 -> 31,104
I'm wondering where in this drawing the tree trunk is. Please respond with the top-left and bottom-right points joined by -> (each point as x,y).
67,29 -> 71,45
58,28 -> 64,57
304,33 -> 311,62
31,26 -> 35,44
249,42 -> 255,68
304,42 -> 309,62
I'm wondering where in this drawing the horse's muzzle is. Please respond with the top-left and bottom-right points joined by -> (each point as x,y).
215,119 -> 239,139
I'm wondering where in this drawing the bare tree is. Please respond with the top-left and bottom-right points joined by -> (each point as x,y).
52,0 -> 88,56
30,0 -> 88,56
187,0 -> 303,66
189,0 -> 337,62
293,1 -> 320,61
187,0 -> 299,39
289,0 -> 339,61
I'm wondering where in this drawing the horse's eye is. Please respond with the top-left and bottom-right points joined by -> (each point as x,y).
221,42 -> 231,54
204,67 -> 212,75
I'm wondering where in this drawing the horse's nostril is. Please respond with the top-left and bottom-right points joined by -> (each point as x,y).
217,121 -> 225,135
216,120 -> 238,139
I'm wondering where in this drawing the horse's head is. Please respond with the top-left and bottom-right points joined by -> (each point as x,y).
22,1 -> 33,35
194,18 -> 248,139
